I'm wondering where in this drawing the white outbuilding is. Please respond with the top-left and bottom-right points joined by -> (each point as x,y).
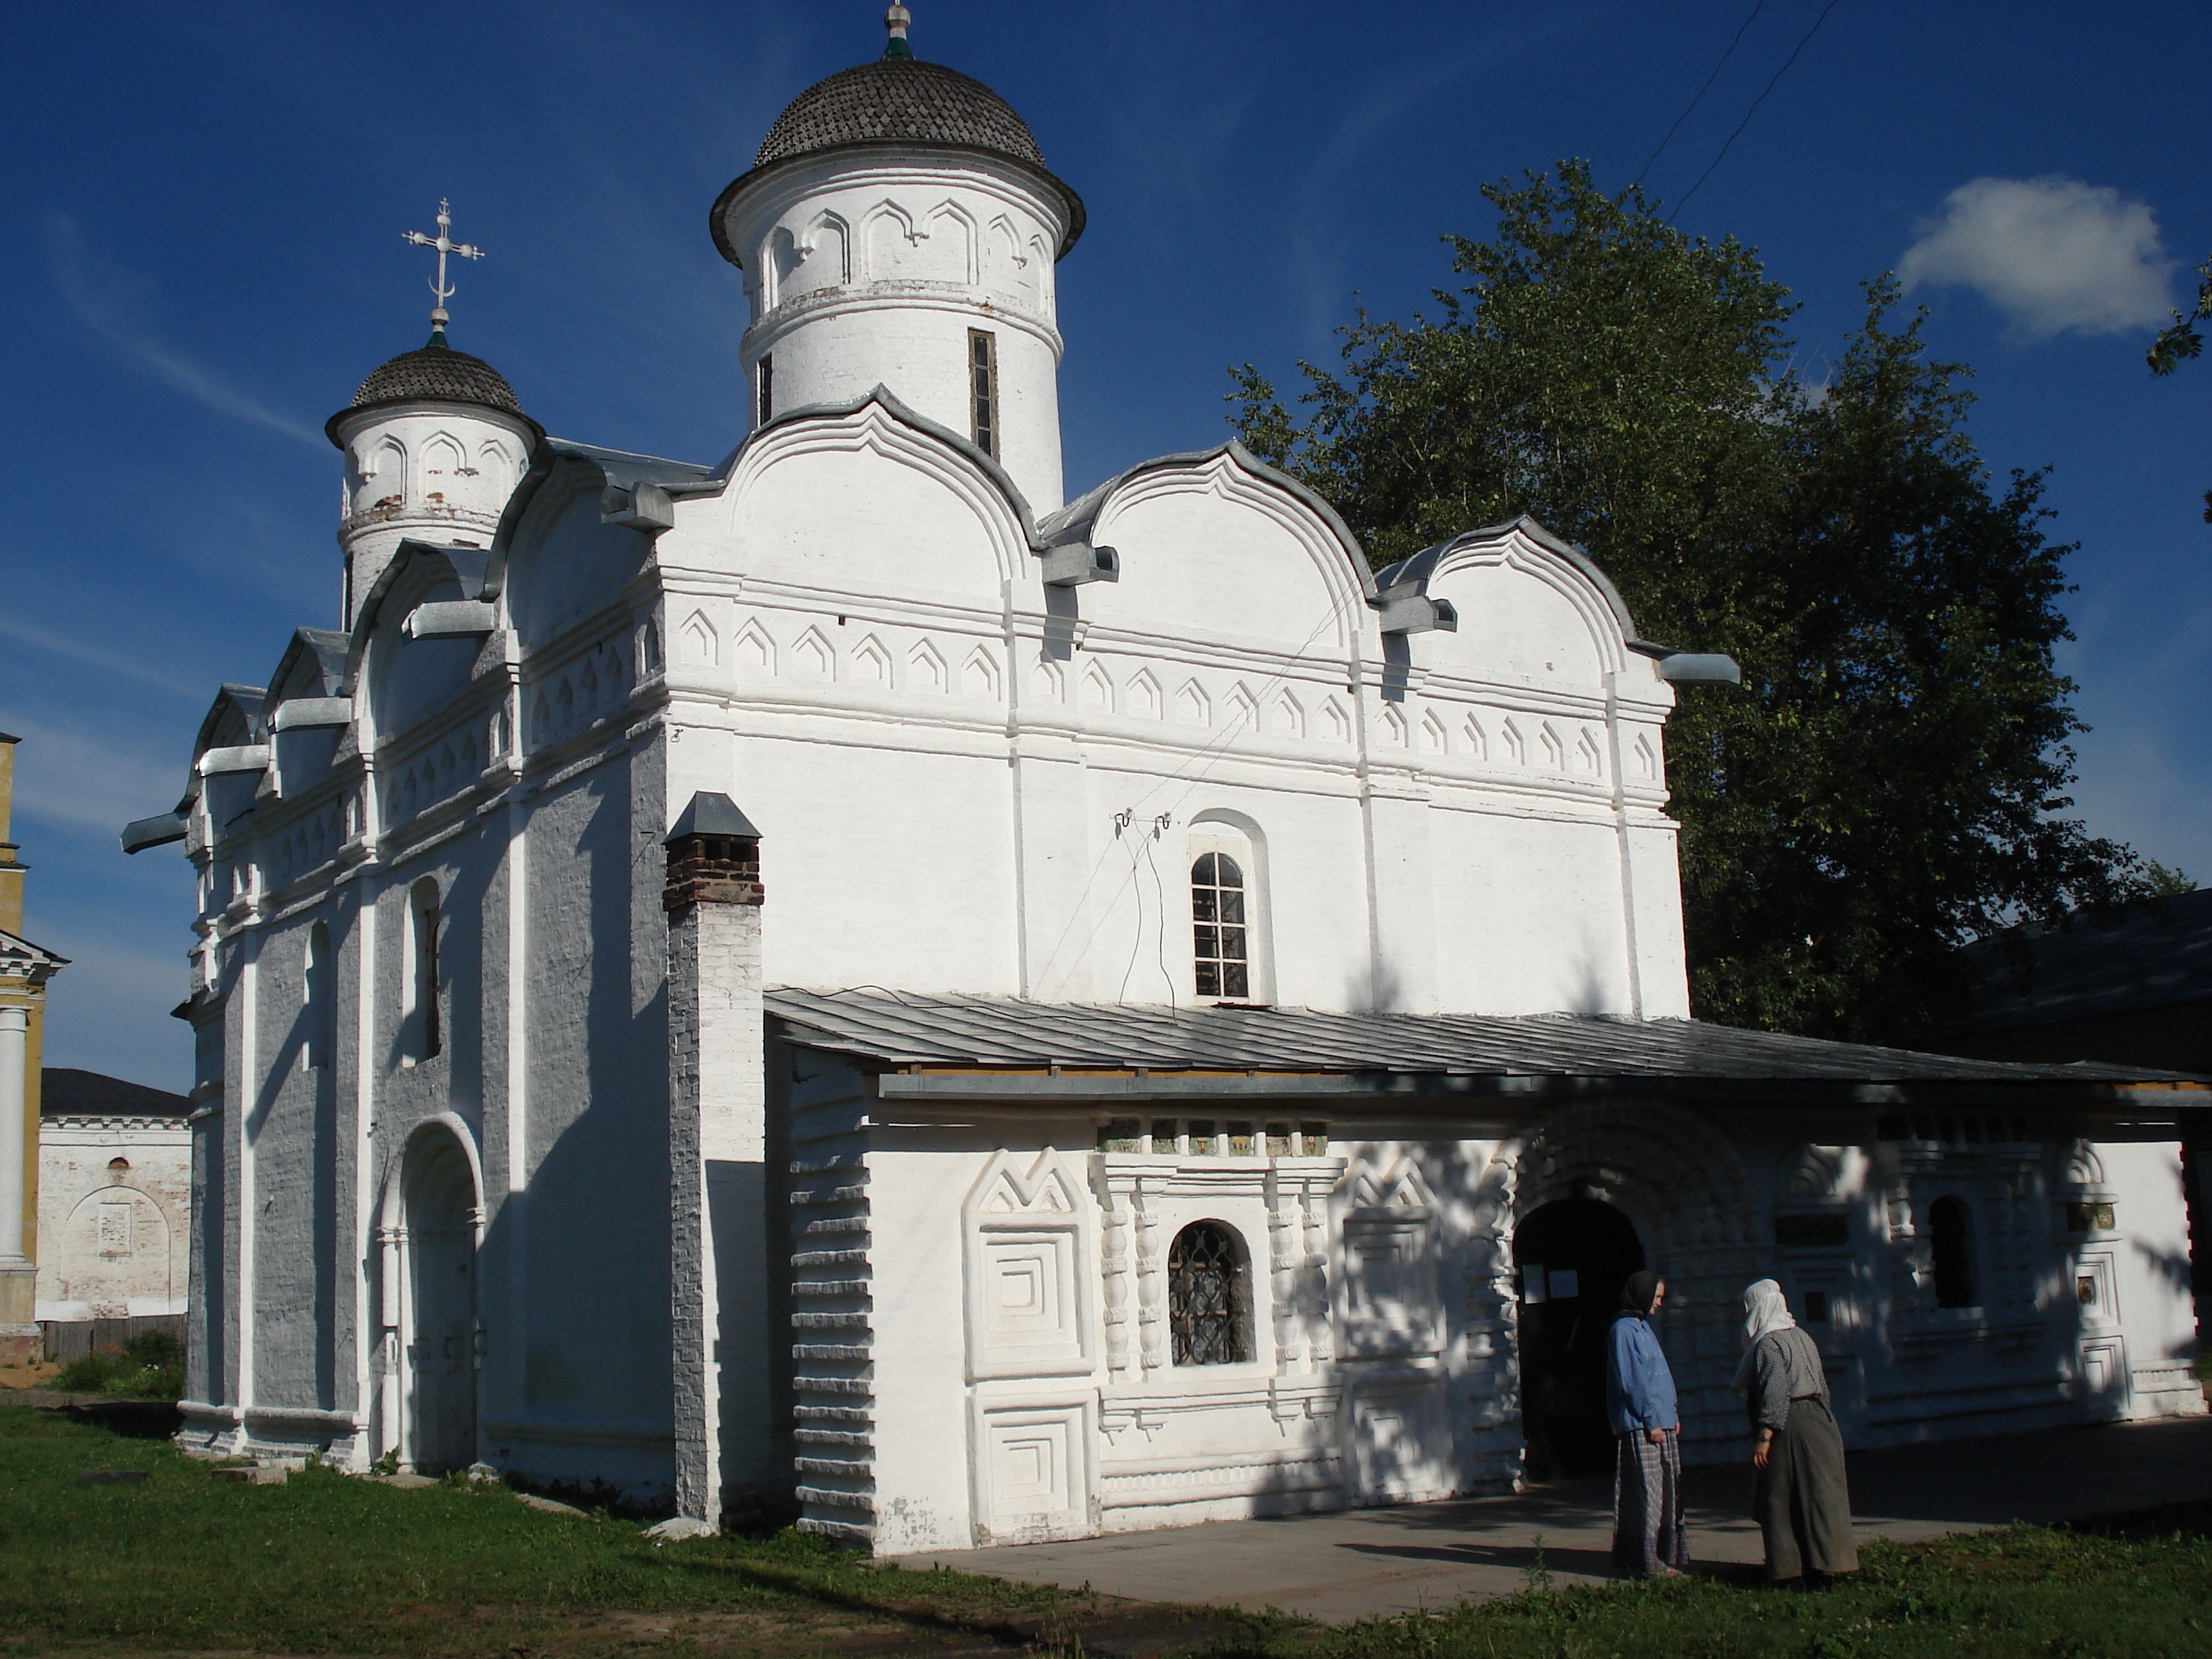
130,9 -> 2203,1547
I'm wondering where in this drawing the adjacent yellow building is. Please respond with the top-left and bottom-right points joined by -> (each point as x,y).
0,733 -> 68,1363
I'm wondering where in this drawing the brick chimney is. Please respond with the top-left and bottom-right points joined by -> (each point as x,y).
663,793 -> 767,1529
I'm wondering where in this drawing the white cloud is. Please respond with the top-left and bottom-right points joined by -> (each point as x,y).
46,213 -> 324,448
0,615 -> 204,698
3,709 -> 191,837
1899,176 -> 2177,341
35,927 -> 193,1092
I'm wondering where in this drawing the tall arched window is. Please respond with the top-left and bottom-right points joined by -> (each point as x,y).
1929,1196 -> 1976,1309
1168,1221 -> 1251,1364
408,878 -> 442,1062
1191,853 -> 1250,1001
1188,819 -> 1269,1004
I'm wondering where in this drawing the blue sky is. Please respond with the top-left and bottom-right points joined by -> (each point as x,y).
3,0 -> 2204,1089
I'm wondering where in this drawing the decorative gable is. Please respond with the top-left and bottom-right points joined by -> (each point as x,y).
961,1149 -> 1094,1382
1338,1155 -> 1441,1358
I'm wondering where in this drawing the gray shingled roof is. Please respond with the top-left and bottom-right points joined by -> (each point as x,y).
42,1068 -> 189,1118
327,339 -> 531,445
716,57 -> 1085,262
764,988 -> 2198,1096
756,59 -> 1046,170
1953,888 -> 2212,1031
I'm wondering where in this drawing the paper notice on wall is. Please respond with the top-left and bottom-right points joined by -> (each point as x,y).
1547,1269 -> 1580,1300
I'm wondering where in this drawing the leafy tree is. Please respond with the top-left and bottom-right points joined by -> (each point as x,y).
1230,162 -> 2161,1042
2145,248 -> 2211,523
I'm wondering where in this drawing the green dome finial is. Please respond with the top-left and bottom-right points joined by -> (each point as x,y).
883,3 -> 914,59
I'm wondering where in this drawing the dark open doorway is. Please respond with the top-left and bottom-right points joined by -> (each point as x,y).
1512,1197 -> 1646,1481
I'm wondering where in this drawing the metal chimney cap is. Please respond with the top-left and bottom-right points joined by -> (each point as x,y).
665,791 -> 764,844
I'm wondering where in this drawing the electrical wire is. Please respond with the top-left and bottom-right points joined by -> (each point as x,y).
1032,579 -> 1370,998
1667,0 -> 1845,224
1139,830 -> 1177,1010
1632,0 -> 1767,190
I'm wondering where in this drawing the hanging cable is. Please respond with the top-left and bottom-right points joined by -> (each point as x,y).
1666,0 -> 1845,224
1140,830 -> 1177,1010
1031,579 -> 1368,994
1632,0 -> 1767,190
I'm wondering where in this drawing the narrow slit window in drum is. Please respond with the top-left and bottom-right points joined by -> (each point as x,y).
969,329 -> 998,458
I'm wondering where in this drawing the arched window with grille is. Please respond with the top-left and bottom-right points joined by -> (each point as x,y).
1167,1221 -> 1252,1364
1929,1195 -> 1976,1309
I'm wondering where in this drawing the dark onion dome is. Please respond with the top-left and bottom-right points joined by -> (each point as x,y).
324,335 -> 543,447
756,59 -> 1046,171
712,57 -> 1085,266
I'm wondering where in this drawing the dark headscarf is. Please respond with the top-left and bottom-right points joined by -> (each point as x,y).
1617,1270 -> 1664,1319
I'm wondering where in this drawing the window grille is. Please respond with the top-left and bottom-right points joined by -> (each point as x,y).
1192,851 -> 1250,999
969,329 -> 998,457
1928,1195 -> 1975,1308
757,353 -> 775,427
1168,1221 -> 1251,1364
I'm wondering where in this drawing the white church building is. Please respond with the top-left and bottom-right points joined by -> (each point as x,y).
128,10 -> 2203,1551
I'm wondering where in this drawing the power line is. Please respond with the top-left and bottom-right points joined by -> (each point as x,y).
1667,0 -> 1845,225
1632,0 -> 1767,191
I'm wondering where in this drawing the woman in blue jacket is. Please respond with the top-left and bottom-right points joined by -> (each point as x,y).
1606,1269 -> 1686,1577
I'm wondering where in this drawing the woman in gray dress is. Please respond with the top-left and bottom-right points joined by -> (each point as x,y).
1734,1279 -> 1858,1580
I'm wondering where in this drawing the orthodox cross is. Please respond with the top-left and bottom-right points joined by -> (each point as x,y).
402,200 -> 484,337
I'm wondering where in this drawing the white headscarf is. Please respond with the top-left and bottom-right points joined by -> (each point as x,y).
1729,1278 -> 1797,1390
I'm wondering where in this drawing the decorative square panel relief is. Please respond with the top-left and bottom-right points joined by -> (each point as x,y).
2078,1335 -> 2130,1415
1347,1380 -> 1448,1503
1338,1157 -> 1441,1358
971,1398 -> 1093,1546
963,1150 -> 1093,1381
2071,1251 -> 2119,1328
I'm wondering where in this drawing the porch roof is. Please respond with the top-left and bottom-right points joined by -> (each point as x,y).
764,988 -> 2206,1108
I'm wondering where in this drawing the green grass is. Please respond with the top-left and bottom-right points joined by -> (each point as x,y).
0,1402 -> 1090,1657
47,1331 -> 184,1401
4,1399 -> 2209,1658
1202,1514 -> 2212,1659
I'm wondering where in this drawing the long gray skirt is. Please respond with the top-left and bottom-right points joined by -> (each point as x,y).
1753,1392 -> 1858,1578
1613,1429 -> 1689,1575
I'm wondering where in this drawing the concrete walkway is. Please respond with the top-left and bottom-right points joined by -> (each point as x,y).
899,1415 -> 2212,1623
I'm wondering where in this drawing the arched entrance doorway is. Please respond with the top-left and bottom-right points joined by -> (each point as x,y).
1513,1198 -> 1644,1481
397,1130 -> 477,1473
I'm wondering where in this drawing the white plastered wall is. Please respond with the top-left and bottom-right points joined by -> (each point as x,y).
2089,1139 -> 2203,1418
845,1110 -> 1517,1554
35,1117 -> 192,1319
333,403 -> 537,627
722,154 -> 1072,511
652,430 -> 1690,1020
